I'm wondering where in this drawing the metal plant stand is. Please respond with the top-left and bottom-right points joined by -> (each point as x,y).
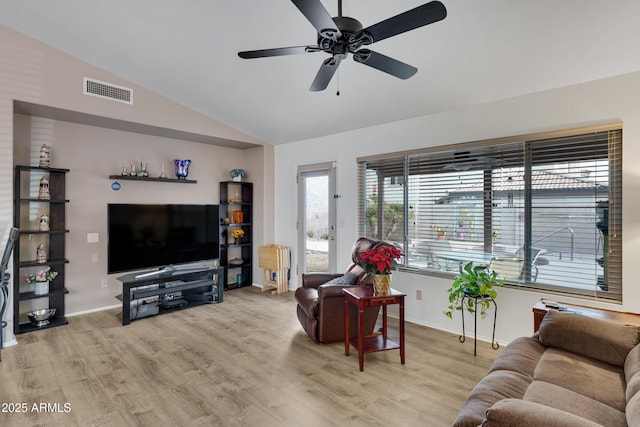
459,292 -> 499,356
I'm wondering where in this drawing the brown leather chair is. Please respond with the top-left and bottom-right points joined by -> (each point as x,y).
294,237 -> 393,343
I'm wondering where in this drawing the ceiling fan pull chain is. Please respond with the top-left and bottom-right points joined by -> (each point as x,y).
336,68 -> 340,96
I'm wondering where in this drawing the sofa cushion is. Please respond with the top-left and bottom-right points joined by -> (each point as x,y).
538,310 -> 640,367
628,391 -> 640,427
523,380 -> 627,426
488,336 -> 545,377
533,347 -> 626,411
627,344 -> 640,426
626,344 -> 640,400
452,370 -> 532,427
483,398 -> 603,427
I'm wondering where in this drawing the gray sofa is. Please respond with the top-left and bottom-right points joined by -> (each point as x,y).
454,310 -> 640,427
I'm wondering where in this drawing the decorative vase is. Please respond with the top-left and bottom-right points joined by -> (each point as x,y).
138,162 -> 149,177
174,159 -> 192,180
232,211 -> 244,224
34,281 -> 49,296
373,274 -> 391,296
234,237 -> 240,245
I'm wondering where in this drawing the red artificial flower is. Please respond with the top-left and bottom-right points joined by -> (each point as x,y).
358,245 -> 404,274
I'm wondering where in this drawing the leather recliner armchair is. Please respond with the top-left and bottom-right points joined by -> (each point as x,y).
294,237 -> 393,344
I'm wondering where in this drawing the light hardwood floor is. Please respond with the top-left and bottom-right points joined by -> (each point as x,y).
0,287 -> 500,426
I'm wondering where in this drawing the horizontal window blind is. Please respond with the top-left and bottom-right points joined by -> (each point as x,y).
357,127 -> 622,302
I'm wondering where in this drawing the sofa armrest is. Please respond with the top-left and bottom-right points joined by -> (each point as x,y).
483,399 -> 603,427
301,273 -> 343,289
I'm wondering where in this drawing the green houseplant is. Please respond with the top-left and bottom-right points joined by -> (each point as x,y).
445,261 -> 504,319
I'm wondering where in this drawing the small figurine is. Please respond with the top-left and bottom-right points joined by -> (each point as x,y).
36,243 -> 48,263
39,144 -> 50,168
39,213 -> 50,231
37,176 -> 50,200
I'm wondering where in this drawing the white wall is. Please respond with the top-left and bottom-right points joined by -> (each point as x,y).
13,115 -> 251,314
275,71 -> 640,344
0,25 -> 272,347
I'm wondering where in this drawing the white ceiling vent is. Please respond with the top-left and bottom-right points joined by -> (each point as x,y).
83,77 -> 133,104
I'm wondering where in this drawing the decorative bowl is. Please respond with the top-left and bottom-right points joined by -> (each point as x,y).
229,258 -> 244,266
27,308 -> 56,327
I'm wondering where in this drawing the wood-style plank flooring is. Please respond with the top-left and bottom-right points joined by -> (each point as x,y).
0,287 -> 500,426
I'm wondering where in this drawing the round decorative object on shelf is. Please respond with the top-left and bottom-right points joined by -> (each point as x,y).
229,258 -> 244,266
27,308 -> 56,327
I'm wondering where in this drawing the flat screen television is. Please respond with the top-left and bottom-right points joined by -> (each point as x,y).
107,204 -> 219,274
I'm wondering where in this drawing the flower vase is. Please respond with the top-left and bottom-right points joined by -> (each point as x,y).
234,237 -> 240,245
34,281 -> 49,296
174,159 -> 192,180
373,274 -> 391,296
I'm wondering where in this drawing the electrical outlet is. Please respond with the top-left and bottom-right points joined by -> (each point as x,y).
101,279 -> 108,288
416,289 -> 422,301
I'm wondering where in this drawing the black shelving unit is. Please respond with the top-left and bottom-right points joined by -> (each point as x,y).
219,181 -> 252,290
13,166 -> 69,334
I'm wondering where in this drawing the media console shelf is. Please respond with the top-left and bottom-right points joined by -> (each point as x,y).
116,266 -> 223,325
108,175 -> 197,184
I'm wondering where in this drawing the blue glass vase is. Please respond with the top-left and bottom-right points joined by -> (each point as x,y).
174,159 -> 192,180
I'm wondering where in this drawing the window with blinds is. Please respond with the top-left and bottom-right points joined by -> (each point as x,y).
357,127 -> 622,302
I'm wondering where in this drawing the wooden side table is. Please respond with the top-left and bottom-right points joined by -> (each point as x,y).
343,286 -> 405,372
532,299 -> 640,332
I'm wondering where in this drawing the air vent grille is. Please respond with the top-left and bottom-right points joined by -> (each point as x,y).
83,77 -> 133,104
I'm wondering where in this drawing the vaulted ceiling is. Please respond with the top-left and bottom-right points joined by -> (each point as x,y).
1,0 -> 640,145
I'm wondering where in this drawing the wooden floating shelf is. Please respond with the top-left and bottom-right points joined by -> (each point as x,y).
108,175 -> 197,184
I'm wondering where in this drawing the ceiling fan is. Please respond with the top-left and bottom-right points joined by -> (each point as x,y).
238,0 -> 447,92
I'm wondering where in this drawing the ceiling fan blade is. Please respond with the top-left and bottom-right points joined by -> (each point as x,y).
355,1 -> 446,46
238,46 -> 320,59
310,55 -> 344,91
291,0 -> 342,41
353,49 -> 417,79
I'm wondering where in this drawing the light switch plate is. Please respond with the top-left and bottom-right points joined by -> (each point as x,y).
87,232 -> 99,243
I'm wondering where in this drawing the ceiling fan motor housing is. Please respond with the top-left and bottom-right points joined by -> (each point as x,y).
317,16 -> 372,55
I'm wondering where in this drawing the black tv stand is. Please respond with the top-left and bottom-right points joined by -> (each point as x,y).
116,266 -> 223,325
